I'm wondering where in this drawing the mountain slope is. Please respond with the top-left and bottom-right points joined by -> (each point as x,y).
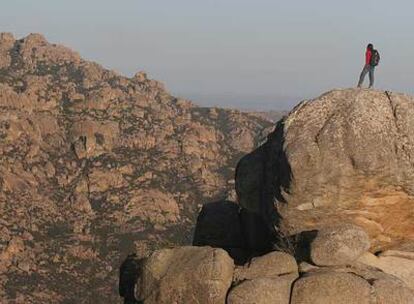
0,33 -> 276,303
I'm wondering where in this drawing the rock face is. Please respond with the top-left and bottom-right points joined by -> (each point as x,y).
236,89 -> 414,250
0,33 -> 274,303
310,224 -> 370,266
135,246 -> 234,304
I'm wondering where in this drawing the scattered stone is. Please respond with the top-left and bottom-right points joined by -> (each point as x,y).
0,237 -> 25,273
17,259 -> 31,272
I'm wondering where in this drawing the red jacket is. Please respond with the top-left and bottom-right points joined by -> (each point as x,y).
365,49 -> 372,65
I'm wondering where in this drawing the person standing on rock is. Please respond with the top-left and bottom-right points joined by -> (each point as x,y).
357,43 -> 380,88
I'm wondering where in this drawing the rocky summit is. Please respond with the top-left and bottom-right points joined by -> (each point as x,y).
236,88 -> 414,251
0,33 -> 275,303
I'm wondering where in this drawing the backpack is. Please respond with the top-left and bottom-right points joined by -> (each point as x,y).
370,49 -> 380,66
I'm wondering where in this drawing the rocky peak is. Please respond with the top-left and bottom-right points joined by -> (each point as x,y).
0,32 -> 14,45
1,32 -> 82,71
236,88 -> 414,251
20,32 -> 48,45
0,33 -> 274,303
133,71 -> 148,82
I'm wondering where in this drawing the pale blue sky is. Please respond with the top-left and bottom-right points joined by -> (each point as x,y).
1,0 -> 414,110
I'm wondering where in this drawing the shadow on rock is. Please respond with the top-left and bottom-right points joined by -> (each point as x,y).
192,200 -> 250,264
192,200 -> 290,264
235,119 -> 293,251
119,253 -> 144,304
291,230 -> 319,263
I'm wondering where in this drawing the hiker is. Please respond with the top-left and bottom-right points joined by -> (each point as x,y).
357,43 -> 380,88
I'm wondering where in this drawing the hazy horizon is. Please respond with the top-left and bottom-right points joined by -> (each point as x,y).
2,0 -> 414,110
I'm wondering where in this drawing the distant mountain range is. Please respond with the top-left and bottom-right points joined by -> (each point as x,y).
183,92 -> 298,111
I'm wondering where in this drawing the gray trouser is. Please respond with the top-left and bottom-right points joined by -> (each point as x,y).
358,64 -> 375,87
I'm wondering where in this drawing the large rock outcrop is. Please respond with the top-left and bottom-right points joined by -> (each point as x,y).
236,89 -> 414,250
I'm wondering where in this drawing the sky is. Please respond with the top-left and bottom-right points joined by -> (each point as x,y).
1,0 -> 414,110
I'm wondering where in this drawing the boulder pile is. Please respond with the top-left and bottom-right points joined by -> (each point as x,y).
130,224 -> 414,304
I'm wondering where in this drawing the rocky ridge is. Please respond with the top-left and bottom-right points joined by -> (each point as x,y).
0,33 -> 274,303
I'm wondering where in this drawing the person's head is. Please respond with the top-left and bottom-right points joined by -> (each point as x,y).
367,43 -> 374,50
